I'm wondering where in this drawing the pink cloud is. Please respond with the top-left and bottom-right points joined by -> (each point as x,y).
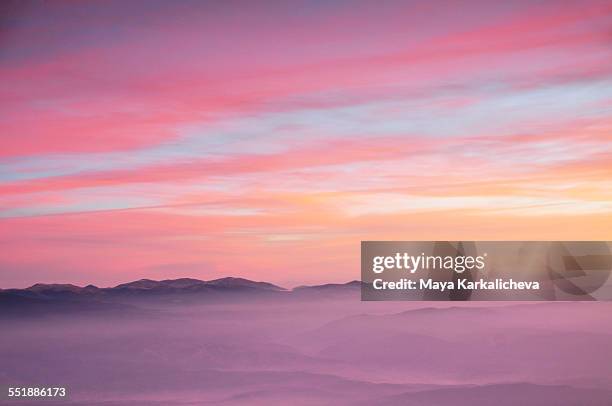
1,1 -> 612,287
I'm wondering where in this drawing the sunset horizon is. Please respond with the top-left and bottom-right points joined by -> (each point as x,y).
2,2 -> 612,405
2,0 -> 612,290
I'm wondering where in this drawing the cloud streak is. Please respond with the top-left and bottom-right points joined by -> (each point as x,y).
1,0 -> 611,287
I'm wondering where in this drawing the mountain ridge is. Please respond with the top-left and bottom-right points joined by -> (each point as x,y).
10,277 -> 363,292
1,277 -> 361,298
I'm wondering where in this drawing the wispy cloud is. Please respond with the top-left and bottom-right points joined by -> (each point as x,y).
1,0 -> 611,287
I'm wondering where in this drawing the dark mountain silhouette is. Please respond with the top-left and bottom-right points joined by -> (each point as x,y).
294,280 -> 362,291
112,276 -> 285,292
2,277 -> 363,297
27,283 -> 85,293
0,277 -> 362,316
292,280 -> 363,299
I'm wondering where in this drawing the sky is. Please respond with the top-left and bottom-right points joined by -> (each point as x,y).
1,0 -> 611,288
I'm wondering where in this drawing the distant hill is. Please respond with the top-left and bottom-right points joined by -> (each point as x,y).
112,276 -> 285,292
292,280 -> 363,298
0,277 -> 362,315
293,280 -> 362,291
3,277 -> 362,297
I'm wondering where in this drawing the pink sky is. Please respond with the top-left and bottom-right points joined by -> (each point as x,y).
1,0 -> 612,288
